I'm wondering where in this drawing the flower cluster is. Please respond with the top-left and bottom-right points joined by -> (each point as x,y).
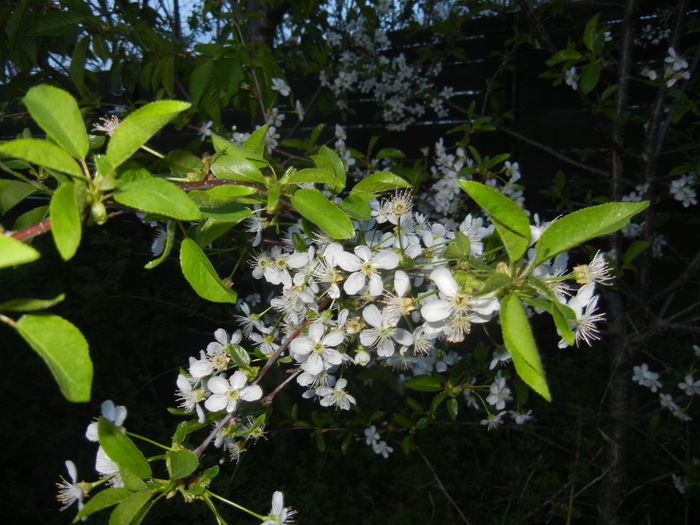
669,173 -> 697,208
317,10 -> 453,130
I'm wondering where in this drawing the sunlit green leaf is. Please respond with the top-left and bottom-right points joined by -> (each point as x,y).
50,182 -> 83,261
15,314 -> 92,402
533,201 -> 649,267
0,235 -> 41,269
458,180 -> 530,262
0,139 -> 82,177
165,450 -> 199,479
291,189 -> 354,239
23,84 -> 88,159
114,167 -> 201,220
106,100 -> 191,169
180,237 -> 238,303
500,295 -> 551,401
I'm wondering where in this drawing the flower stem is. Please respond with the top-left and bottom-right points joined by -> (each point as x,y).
206,489 -> 265,520
140,144 -> 165,159
125,431 -> 173,451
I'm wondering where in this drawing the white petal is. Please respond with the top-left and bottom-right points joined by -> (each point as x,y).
336,378 -> 348,389
204,394 -> 228,412
360,329 -> 379,347
376,338 -> 395,357
287,251 -> 309,268
322,330 -> 344,347
85,422 -> 99,442
421,300 -> 452,322
394,270 -> 410,297
207,376 -> 231,395
471,296 -> 500,317
229,370 -> 247,390
290,337 -> 313,357
214,328 -> 228,345
336,251 -> 362,272
354,245 -> 372,262
374,250 -> 399,269
190,360 -> 215,379
391,327 -> 413,346
323,348 -> 343,366
362,304 -> 383,328
430,267 -> 458,297
302,353 -> 324,375
368,273 -> 384,296
344,272 -> 365,295
65,460 -> 78,482
271,491 -> 284,515
308,322 -> 325,342
240,384 -> 263,401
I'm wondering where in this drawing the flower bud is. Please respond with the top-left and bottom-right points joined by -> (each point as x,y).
354,350 -> 370,366
91,201 -> 107,225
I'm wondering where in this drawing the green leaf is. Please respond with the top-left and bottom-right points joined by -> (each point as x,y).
0,138 -> 82,177
165,450 -> 199,479
13,205 -> 49,231
285,167 -> 336,186
622,240 -> 650,270
546,48 -> 583,66
0,293 -> 65,312
291,189 -> 355,239
533,201 -> 649,267
315,145 -> 346,193
499,295 -> 551,401
108,490 -> 153,525
188,187 -> 253,221
180,237 -> 238,303
98,417 -> 152,479
15,314 -> 92,402
210,154 -> 265,183
114,167 -> 201,220
376,147 -> 406,159
243,124 -> 268,159
404,375 -> 443,392
0,235 -> 41,269
580,63 -> 601,94
73,487 -> 132,522
583,14 -> 600,52
23,84 -> 88,159
443,231 -> 471,260
50,182 -> 83,261
458,180 -> 530,262
105,100 -> 191,169
351,171 -> 411,194
341,193 -> 373,220
0,180 -> 37,213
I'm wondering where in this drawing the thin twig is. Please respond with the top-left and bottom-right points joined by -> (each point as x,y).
416,447 -> 471,525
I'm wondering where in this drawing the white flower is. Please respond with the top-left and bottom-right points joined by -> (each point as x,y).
364,425 -> 380,445
669,173 -> 697,208
511,410 -> 533,425
420,267 -> 500,342
573,251 -> 613,286
372,439 -> 394,458
679,375 -> 700,396
86,400 -> 127,442
175,374 -> 206,423
632,363 -> 662,392
92,115 -> 120,136
337,245 -> 399,296
261,491 -> 295,525
198,120 -> 213,140
316,378 -> 356,410
557,283 -> 605,348
204,371 -> 263,413
486,372 -> 512,411
489,350 -> 511,370
480,411 -> 506,430
56,460 -> 84,512
360,304 -> 413,357
672,474 -> 687,494
295,99 -> 305,121
95,446 -> 123,487
271,77 -> 291,97
289,321 -> 344,375
564,67 -> 579,90
354,349 -> 371,366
